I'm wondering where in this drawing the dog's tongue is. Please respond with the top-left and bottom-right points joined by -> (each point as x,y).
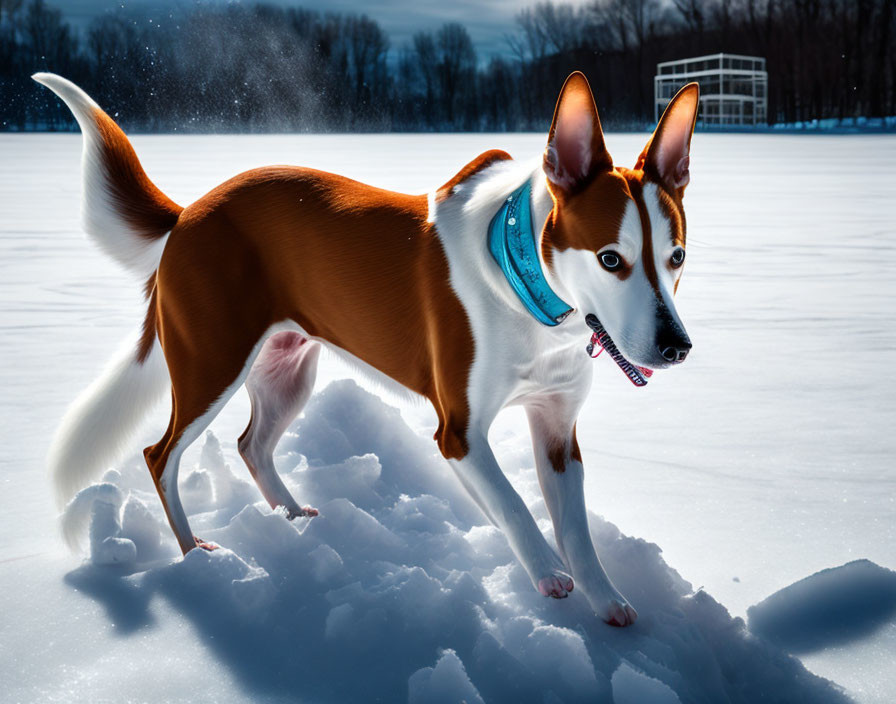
585,321 -> 653,387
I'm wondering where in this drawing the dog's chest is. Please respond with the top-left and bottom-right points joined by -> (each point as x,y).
432,179 -> 592,408
493,321 -> 591,402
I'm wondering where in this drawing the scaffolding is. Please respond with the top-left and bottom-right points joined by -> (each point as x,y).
655,53 -> 768,126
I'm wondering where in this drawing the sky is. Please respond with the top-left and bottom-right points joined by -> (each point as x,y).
58,0 -> 543,58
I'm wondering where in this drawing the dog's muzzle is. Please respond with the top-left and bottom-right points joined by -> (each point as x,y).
655,310 -> 692,364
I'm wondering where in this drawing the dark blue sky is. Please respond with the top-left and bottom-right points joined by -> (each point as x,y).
60,0 -> 542,58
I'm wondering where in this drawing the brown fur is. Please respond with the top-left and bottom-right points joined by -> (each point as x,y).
87,103 -> 485,552
655,184 -> 686,247
539,73 -> 634,281
136,273 -> 158,363
66,72 -> 699,558
92,108 -> 182,238
542,169 -> 632,278
142,166 -> 475,473
129,166 -> 479,551
546,425 -> 582,473
543,73 -> 613,194
538,75 -> 696,296
437,150 -> 512,202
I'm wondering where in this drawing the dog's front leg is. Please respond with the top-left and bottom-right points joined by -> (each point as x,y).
449,432 -> 573,599
526,399 -> 638,627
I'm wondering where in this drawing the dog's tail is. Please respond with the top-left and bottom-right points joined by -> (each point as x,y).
32,72 -> 181,277
48,329 -> 170,521
34,73 -> 176,518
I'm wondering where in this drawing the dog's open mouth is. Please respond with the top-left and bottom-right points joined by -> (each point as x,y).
585,314 -> 653,387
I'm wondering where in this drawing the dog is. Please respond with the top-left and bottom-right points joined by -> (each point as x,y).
36,70 -> 697,627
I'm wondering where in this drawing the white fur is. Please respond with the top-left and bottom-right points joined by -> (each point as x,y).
32,72 -> 169,277
548,184 -> 686,369
38,74 -> 682,626
35,73 -> 180,521
447,433 -> 571,590
526,395 -> 636,624
240,335 -> 321,515
432,159 -> 592,430
430,160 -> 631,613
533,179 -> 683,361
428,156 -> 689,625
551,200 -> 658,359
48,335 -> 170,513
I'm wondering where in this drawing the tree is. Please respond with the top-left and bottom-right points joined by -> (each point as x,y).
412,31 -> 438,127
21,0 -> 79,127
2,0 -> 894,132
344,15 -> 390,125
436,23 -> 476,128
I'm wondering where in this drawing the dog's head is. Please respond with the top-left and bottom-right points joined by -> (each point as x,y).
542,72 -> 699,371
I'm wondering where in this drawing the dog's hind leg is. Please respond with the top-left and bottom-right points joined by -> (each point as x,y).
238,331 -> 321,519
145,330 -> 272,555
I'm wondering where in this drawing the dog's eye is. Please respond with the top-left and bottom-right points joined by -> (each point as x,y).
598,251 -> 623,272
670,248 -> 685,268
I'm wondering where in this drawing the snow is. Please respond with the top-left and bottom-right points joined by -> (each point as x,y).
611,662 -> 682,704
748,560 -> 896,653
408,649 -> 486,704
36,381 -> 854,703
1,132 -> 895,702
769,116 -> 896,132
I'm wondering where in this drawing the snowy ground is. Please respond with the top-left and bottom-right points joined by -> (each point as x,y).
1,132 -> 894,702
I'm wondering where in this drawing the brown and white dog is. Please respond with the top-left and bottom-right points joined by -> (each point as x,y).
37,71 -> 698,627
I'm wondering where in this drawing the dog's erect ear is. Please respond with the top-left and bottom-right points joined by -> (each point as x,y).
543,72 -> 613,194
637,82 -> 699,194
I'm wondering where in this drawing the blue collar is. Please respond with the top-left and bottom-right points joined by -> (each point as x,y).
488,182 -> 574,326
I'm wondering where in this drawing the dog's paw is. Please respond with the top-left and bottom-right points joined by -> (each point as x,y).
537,571 -> 575,599
288,505 -> 319,520
193,536 -> 219,551
596,597 -> 638,627
578,580 -> 638,626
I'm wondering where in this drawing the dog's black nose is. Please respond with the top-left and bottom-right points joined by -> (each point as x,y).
657,336 -> 692,363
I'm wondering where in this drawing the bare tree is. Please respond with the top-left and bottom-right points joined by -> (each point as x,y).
436,22 -> 476,127
345,14 -> 390,121
534,2 -> 587,53
23,0 -> 76,69
672,0 -> 706,38
2,0 -> 894,132
512,7 -> 550,61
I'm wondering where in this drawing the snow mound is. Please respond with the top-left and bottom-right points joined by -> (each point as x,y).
65,380 -> 854,703
409,649 -> 485,704
611,662 -> 682,704
748,560 -> 896,653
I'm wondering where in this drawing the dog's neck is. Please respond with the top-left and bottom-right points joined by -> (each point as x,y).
526,169 -> 580,325
528,169 -> 555,229
487,178 -> 574,326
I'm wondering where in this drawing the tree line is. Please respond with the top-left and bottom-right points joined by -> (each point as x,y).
0,0 -> 893,132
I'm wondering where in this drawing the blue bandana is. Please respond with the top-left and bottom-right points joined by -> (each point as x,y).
488,182 -> 574,326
